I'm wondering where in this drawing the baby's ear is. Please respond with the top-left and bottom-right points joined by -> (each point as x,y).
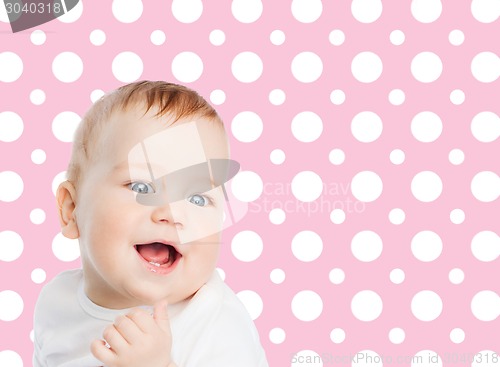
56,181 -> 79,239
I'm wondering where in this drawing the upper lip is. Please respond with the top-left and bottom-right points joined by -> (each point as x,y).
135,240 -> 182,255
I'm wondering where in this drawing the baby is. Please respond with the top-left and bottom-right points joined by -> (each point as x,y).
33,81 -> 268,367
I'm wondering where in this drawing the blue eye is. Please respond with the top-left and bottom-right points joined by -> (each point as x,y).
188,194 -> 209,207
128,182 -> 155,194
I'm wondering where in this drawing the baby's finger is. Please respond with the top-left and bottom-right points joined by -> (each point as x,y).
126,307 -> 158,333
102,323 -> 128,353
90,339 -> 116,365
114,314 -> 142,345
153,299 -> 170,333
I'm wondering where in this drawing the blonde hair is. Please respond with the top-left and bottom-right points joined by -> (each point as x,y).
67,81 -> 223,189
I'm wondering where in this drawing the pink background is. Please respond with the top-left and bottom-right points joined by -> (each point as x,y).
1,1 -> 500,366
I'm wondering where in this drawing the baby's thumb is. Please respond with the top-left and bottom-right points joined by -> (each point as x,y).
153,299 -> 170,332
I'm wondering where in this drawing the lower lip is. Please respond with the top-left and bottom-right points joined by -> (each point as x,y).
135,249 -> 181,276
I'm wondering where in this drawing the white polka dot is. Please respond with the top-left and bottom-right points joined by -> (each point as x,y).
390,149 -> 405,165
0,231 -> 23,262
450,328 -> 465,343
0,171 -> 24,203
390,30 -> 405,45
351,0 -> 383,23
471,111 -> 500,142
90,29 -> 106,46
471,0 -> 500,23
450,89 -> 465,105
236,290 -> 263,320
112,52 -> 143,83
330,209 -> 346,224
231,230 -> 263,262
90,89 -> 105,103
449,148 -> 465,165
30,208 -> 46,225
351,290 -> 383,321
0,290 -> 23,321
0,1 -> 9,23
411,290 -> 443,321
329,149 -> 345,165
0,112 -> 23,142
411,111 -> 443,142
291,0 -> 322,23
30,89 -> 46,105
471,231 -> 500,262
411,350 -> 443,367
330,89 -> 346,104
291,52 -> 323,83
231,111 -> 263,143
31,149 -> 46,164
389,89 -> 405,105
291,350 -> 324,367
292,111 -> 323,143
31,268 -> 47,284
216,267 -> 225,280
210,89 -> 226,105
171,52 -> 203,83
448,209 -> 464,224
207,30 -> 225,46
351,231 -> 383,262
269,328 -> 286,344
30,30 -> 46,45
172,0 -> 203,23
52,52 -> 83,83
0,350 -> 23,367
351,171 -> 383,202
449,268 -> 465,284
390,268 -> 405,284
270,149 -> 286,165
471,290 -> 500,321
270,30 -> 285,45
330,328 -> 346,343
389,328 -> 405,344
471,171 -> 500,202
52,232 -> 80,262
411,171 -> 443,202
269,208 -> 286,225
411,230 -> 443,262
449,29 -> 465,45
351,111 -> 383,142
270,268 -> 286,284
472,350 -> 500,367
112,0 -> 143,23
292,231 -> 323,262
329,268 -> 345,284
0,52 -> 23,82
52,171 -> 67,196
291,290 -> 323,321
411,52 -> 443,83
389,208 -> 405,225
52,111 -> 80,143
291,171 -> 323,202
411,0 -> 442,23
231,52 -> 263,83
351,52 -> 383,83
269,89 -> 286,105
471,52 -> 500,83
232,0 -> 262,23
58,0 -> 83,22
329,30 -> 345,46
231,171 -> 263,202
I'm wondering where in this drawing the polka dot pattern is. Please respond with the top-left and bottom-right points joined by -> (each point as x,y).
0,2 -> 498,366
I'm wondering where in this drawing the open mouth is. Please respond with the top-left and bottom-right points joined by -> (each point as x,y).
134,242 -> 181,273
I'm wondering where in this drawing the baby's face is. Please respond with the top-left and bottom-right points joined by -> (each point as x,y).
74,107 -> 230,309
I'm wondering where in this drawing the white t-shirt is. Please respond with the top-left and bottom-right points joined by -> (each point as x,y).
33,269 -> 268,367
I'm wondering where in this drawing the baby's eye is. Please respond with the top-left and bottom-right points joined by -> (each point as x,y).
128,182 -> 155,194
188,194 -> 210,207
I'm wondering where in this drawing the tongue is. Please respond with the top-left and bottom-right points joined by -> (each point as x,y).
137,243 -> 171,265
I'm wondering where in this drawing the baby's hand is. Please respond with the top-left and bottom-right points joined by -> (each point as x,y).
91,300 -> 175,367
